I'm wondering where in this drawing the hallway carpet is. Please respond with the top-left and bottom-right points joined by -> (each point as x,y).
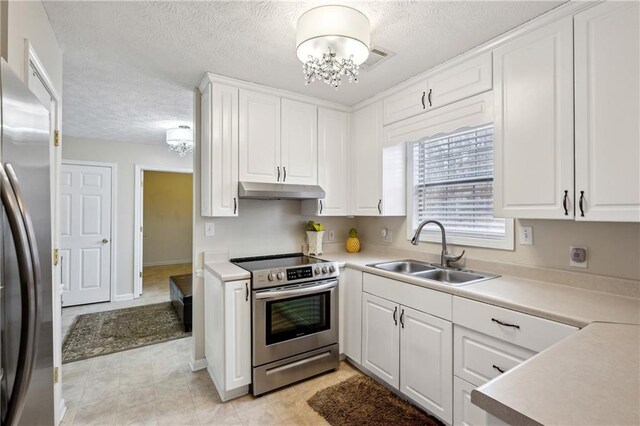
62,302 -> 190,363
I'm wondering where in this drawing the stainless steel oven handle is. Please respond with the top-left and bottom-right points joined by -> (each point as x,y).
254,280 -> 338,301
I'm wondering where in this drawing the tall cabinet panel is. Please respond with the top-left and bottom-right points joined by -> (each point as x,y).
351,102 -> 383,215
201,83 -> 239,217
493,17 -> 574,219
239,90 -> 281,183
574,1 -> 640,222
281,99 -> 318,184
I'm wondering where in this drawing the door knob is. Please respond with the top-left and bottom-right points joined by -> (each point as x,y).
101,238 -> 109,244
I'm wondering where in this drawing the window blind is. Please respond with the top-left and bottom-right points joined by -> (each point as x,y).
412,124 -> 506,240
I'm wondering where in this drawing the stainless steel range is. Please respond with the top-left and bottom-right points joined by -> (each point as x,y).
231,253 -> 339,395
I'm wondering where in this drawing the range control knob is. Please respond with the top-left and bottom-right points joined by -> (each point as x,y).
314,267 -> 321,275
267,273 -> 275,281
322,266 -> 329,274
329,265 -> 336,273
277,272 -> 285,280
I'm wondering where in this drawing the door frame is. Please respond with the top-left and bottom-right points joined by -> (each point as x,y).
133,164 -> 193,298
61,160 -> 118,302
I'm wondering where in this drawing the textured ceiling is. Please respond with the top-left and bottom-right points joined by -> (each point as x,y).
43,1 -> 564,145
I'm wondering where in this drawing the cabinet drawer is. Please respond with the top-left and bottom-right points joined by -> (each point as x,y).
382,79 -> 429,125
363,273 -> 451,321
454,325 -> 535,387
453,297 -> 577,352
453,376 -> 487,426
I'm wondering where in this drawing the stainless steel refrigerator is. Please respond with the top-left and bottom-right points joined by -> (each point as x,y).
0,59 -> 54,425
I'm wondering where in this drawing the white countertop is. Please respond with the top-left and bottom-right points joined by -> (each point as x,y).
204,261 -> 250,281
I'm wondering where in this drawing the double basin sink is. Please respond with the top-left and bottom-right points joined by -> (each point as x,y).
367,259 -> 498,286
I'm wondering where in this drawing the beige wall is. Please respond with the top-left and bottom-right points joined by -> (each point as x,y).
355,217 -> 640,281
62,136 -> 193,298
143,171 -> 193,266
7,1 -> 63,95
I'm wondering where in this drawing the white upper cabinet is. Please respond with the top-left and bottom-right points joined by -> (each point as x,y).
574,1 -> 640,222
382,52 -> 492,126
281,99 -> 318,185
493,17 -> 575,219
351,102 -> 406,216
303,108 -> 350,215
201,82 -> 239,217
239,90 -> 281,183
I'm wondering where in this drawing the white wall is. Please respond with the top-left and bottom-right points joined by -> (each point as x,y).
356,217 -> 640,281
7,1 -> 63,95
62,136 -> 193,298
143,171 -> 193,266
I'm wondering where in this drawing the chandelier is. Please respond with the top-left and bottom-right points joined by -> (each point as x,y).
166,125 -> 193,157
296,5 -> 370,89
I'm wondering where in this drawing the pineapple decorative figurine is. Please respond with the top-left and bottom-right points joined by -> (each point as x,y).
346,227 -> 361,253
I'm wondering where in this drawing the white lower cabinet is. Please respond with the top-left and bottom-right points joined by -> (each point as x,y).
454,376 -> 487,426
204,270 -> 251,401
361,279 -> 453,424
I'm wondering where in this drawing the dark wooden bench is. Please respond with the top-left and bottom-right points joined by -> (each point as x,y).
169,274 -> 192,332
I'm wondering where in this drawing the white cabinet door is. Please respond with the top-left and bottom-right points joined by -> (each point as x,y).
382,79 -> 430,126
342,268 -> 363,364
351,102 -> 383,215
317,108 -> 349,215
201,83 -> 239,217
239,90 -> 281,183
575,1 -> 640,222
454,376 -> 487,426
281,99 -> 318,185
429,53 -> 492,110
400,306 -> 453,424
362,292 -> 400,388
224,280 -> 251,390
493,17 -> 574,219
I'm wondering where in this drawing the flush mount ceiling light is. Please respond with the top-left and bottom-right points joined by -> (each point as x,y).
296,5 -> 370,89
166,125 -> 193,157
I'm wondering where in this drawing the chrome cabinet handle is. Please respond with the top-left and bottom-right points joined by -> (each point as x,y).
579,191 -> 585,217
491,318 -> 520,329
421,91 -> 426,109
393,306 -> 398,326
400,309 -> 405,328
245,282 -> 249,301
562,190 -> 569,216
428,89 -> 432,107
233,197 -> 237,214
493,364 -> 505,374
283,167 -> 287,182
277,166 -> 281,182
377,199 -> 382,214
319,200 -> 323,214
1,164 -> 38,426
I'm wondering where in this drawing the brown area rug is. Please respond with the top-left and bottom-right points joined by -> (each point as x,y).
62,302 -> 190,363
307,375 -> 444,426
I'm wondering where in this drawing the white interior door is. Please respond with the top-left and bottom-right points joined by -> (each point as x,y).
60,163 -> 112,306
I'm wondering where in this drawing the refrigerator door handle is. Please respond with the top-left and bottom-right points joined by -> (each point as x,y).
0,163 -> 38,426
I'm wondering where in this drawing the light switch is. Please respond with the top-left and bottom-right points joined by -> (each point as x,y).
570,246 -> 588,268
205,222 -> 215,237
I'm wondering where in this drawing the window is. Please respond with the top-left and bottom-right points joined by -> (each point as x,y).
409,124 -> 514,250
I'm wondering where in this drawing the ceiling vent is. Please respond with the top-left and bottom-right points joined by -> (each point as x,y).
361,46 -> 395,71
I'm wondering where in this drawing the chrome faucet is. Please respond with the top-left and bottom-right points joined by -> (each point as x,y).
411,219 -> 465,268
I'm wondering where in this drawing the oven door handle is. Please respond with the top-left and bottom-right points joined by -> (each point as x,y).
254,280 -> 338,301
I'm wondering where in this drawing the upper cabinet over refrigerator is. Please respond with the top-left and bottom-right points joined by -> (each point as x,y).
574,1 -> 640,222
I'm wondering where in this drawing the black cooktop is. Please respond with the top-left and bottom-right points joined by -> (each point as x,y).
230,253 -> 327,272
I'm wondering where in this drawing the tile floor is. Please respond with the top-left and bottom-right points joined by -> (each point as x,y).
61,337 -> 360,426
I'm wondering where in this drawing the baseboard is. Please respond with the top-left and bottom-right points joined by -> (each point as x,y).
143,260 -> 192,267
208,366 -> 248,402
113,293 -> 134,302
190,357 -> 207,371
57,399 -> 67,426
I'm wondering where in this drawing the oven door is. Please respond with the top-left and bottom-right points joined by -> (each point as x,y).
253,279 -> 338,366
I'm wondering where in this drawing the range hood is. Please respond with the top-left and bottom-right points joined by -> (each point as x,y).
238,182 -> 325,200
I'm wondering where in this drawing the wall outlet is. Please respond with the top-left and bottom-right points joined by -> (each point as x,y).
519,226 -> 533,245
328,230 -> 335,241
570,246 -> 588,268
205,222 -> 215,237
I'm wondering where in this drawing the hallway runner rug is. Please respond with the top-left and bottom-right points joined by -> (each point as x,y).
307,375 -> 444,426
62,302 -> 190,363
